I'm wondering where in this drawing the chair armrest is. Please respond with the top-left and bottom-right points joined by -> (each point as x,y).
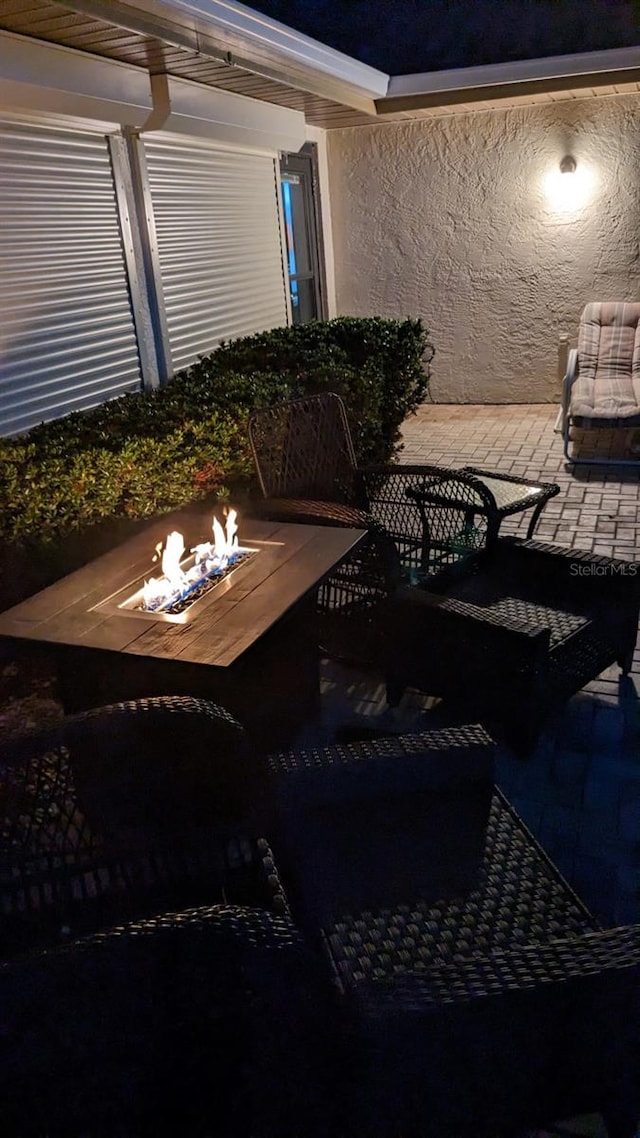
350,924 -> 640,1012
343,925 -> 640,1135
562,347 -> 579,422
495,537 -> 640,605
246,495 -> 371,529
0,902 -> 329,1137
266,724 -> 495,812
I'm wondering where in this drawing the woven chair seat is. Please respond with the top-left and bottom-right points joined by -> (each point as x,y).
445,578 -> 589,647
324,791 -> 593,989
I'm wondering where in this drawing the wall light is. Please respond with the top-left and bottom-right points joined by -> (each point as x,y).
544,155 -> 594,213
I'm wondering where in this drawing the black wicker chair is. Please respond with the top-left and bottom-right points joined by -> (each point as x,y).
0,696 -> 333,1137
384,472 -> 640,753
248,392 -> 558,667
263,725 -> 640,1138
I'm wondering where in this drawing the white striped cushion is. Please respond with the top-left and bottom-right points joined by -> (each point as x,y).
571,302 -> 640,420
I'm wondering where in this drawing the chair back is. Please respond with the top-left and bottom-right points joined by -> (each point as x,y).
249,392 -> 358,501
572,302 -> 640,419
406,472 -> 499,580
0,696 -> 257,955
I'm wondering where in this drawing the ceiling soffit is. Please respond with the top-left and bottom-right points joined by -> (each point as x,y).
0,0 -> 638,130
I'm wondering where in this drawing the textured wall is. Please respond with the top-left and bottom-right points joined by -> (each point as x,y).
326,96 -> 640,402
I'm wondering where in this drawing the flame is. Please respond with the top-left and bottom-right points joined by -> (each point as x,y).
212,516 -> 227,559
161,531 -> 186,580
226,508 -> 238,551
212,509 -> 238,562
141,511 -> 243,612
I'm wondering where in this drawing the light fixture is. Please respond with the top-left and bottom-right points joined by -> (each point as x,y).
543,154 -> 594,213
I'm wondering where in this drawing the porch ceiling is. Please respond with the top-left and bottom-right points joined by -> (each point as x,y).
1,0 -> 640,128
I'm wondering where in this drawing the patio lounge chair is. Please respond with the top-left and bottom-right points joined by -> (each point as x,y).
263,725 -> 640,1138
248,391 -> 558,666
0,696 -> 330,1137
562,301 -> 640,465
386,472 -> 640,753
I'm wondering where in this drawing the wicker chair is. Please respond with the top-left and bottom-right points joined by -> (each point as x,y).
248,392 -> 557,666
384,471 -> 640,753
263,726 -> 640,1138
0,696 -> 333,1137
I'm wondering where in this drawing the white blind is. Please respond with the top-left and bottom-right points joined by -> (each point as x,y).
143,137 -> 289,375
0,119 -> 142,436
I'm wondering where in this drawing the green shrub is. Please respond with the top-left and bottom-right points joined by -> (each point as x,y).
1,414 -> 244,542
186,316 -> 433,463
0,317 -> 433,546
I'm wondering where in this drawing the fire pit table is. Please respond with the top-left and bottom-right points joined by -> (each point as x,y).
0,506 -> 366,751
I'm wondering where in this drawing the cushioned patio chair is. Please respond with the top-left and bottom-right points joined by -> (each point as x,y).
0,696 -> 332,1137
263,726 -> 640,1138
385,471 -> 640,753
248,392 -> 558,665
562,301 -> 640,465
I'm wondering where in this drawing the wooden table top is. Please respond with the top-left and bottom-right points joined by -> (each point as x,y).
0,509 -> 367,668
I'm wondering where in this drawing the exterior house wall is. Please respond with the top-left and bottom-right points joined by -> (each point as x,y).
326,95 -> 640,403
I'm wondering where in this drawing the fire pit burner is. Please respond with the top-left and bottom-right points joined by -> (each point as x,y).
128,546 -> 257,616
93,508 -> 262,625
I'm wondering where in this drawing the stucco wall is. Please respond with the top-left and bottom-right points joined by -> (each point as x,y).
326,96 -> 640,403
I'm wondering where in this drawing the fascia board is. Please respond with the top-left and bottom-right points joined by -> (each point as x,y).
0,30 -> 153,127
112,0 -> 389,95
65,0 -> 384,110
143,72 -> 306,152
380,45 -> 640,111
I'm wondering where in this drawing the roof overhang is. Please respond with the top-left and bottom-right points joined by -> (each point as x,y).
378,46 -> 640,113
64,0 -> 387,112
1,1 -> 639,130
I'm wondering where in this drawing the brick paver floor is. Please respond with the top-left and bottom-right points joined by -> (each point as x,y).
319,404 -> 640,928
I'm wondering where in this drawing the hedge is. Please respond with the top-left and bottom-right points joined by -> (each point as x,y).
0,316 -> 434,546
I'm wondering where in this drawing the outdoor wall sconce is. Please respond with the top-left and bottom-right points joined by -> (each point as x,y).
544,154 -> 594,213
